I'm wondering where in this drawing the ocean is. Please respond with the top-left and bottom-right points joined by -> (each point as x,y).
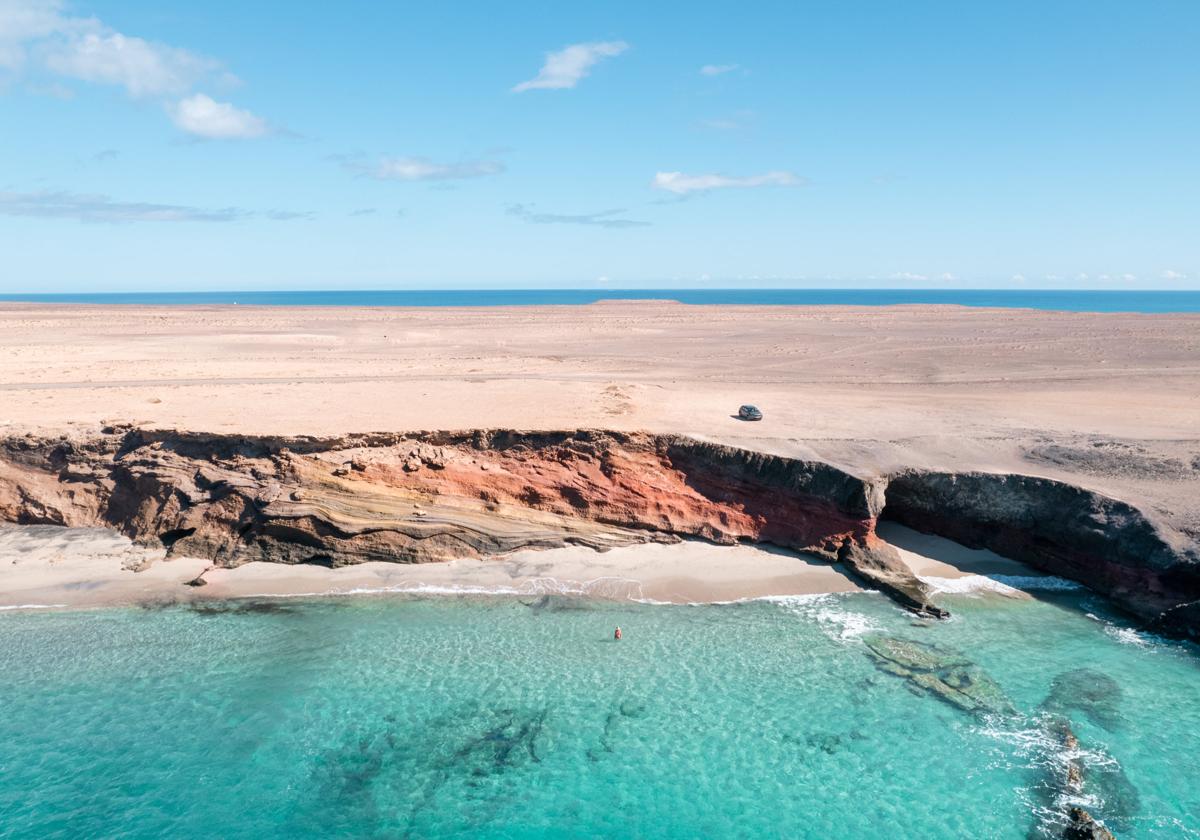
2,289 -> 1200,312
1,589 -> 1197,838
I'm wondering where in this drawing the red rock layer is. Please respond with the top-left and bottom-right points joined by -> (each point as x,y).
0,427 -> 945,616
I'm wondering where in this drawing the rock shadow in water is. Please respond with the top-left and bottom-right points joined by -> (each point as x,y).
521,594 -> 596,613
187,599 -> 302,617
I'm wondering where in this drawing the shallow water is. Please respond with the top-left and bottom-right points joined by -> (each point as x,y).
1,589 -> 1197,838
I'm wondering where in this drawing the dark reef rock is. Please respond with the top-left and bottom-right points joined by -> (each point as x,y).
1146,599 -> 1200,641
1033,705 -> 1139,836
861,635 -> 1014,715
449,707 -> 548,774
1062,807 -> 1115,840
1042,669 -> 1124,731
187,599 -> 300,617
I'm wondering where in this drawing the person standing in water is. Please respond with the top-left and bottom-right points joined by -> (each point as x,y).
614,626 -> 622,640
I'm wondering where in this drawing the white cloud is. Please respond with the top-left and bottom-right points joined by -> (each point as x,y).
0,189 -> 242,222
0,0 -> 60,68
512,40 -> 627,92
1011,274 -> 1027,283
170,93 -> 267,139
699,63 -> 738,76
264,209 -> 313,221
651,170 -> 803,195
360,156 -> 504,181
939,272 -> 957,281
1121,273 -> 1137,281
45,30 -> 218,97
1162,269 -> 1188,280
890,272 -> 928,282
506,203 -> 649,229
2,1 -> 265,135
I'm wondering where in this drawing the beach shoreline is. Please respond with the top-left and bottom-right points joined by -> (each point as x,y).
0,521 -> 1045,612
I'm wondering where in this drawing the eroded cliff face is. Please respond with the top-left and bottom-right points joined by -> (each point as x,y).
882,471 -> 1200,637
0,427 -> 941,616
2,426 -> 1199,637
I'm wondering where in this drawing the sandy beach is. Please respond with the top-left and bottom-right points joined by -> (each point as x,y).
1,301 -> 1197,608
0,520 -> 1047,611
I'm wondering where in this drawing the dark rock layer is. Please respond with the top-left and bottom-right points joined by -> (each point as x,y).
882,470 -> 1200,637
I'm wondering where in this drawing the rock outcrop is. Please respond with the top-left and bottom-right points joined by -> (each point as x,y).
0,427 -> 944,617
882,470 -> 1200,637
1063,808 -> 1116,840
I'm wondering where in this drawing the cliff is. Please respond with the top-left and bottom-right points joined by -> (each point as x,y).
2,426 -> 1198,636
0,426 -> 941,616
883,470 -> 1200,637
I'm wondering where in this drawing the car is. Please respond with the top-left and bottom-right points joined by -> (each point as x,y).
738,404 -> 763,421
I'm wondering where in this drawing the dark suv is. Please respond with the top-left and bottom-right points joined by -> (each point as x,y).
738,405 -> 763,421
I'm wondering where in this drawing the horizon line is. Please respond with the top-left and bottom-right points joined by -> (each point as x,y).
2,287 -> 1199,296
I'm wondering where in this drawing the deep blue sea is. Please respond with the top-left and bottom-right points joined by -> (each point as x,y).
2,289 -> 1200,312
2,589 -> 1198,838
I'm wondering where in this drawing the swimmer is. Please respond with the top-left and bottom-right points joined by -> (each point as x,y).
614,626 -> 622,640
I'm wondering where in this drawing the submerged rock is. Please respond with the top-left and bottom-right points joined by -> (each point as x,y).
862,635 -> 1014,715
1043,668 -> 1124,731
1032,709 -> 1139,835
188,599 -> 300,617
522,594 -> 594,612
588,699 -> 649,761
448,707 -> 549,775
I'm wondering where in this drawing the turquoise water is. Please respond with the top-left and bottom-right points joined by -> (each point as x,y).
3,289 -> 1200,312
1,591 -> 1198,838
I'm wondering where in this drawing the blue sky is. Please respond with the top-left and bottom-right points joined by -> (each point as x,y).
1,0 -> 1197,291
